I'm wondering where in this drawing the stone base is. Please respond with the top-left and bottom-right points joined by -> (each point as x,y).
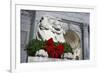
28,56 -> 68,62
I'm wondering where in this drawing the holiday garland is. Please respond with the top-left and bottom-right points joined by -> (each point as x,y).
26,38 -> 73,58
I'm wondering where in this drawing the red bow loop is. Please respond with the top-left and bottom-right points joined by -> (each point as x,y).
45,38 -> 64,58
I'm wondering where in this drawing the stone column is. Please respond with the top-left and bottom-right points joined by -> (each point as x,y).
83,24 -> 90,60
21,10 -> 32,63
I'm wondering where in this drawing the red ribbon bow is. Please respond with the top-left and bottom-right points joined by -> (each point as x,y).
45,38 -> 64,58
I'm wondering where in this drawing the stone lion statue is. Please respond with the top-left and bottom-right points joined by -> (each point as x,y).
36,16 -> 81,60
